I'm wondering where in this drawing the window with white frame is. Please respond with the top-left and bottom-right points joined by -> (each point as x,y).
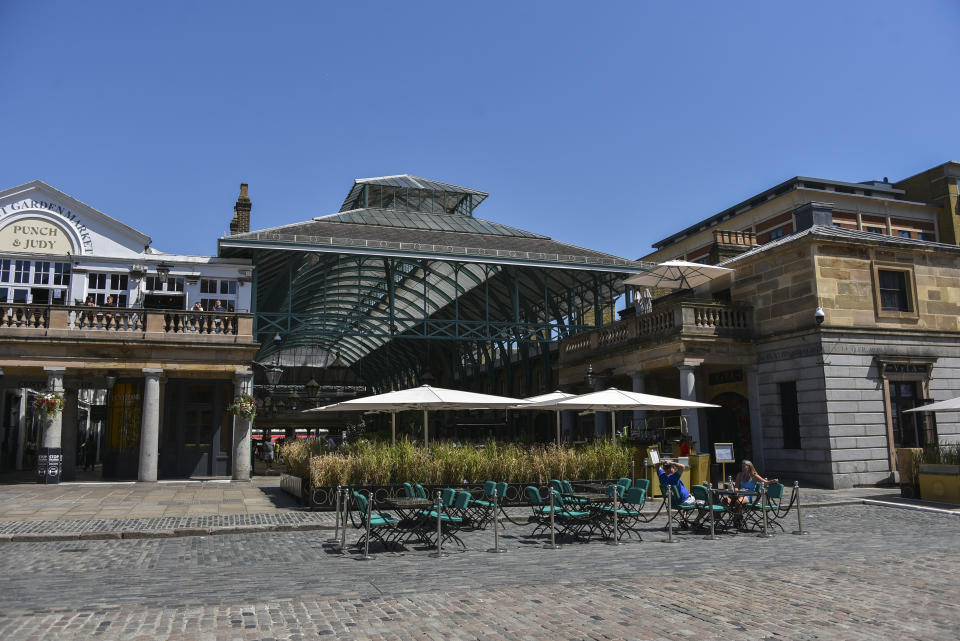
87,273 -> 129,307
199,278 -> 238,311
144,276 -> 184,292
0,259 -> 71,304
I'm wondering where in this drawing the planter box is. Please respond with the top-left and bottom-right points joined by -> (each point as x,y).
918,464 -> 960,505
279,473 -> 303,500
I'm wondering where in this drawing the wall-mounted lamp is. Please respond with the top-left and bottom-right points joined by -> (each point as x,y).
156,264 -> 171,285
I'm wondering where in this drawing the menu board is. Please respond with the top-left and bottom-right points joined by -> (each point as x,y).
714,442 -> 735,463
647,448 -> 660,465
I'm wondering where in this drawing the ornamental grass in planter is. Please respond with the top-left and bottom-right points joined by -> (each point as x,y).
917,442 -> 960,504
302,438 -> 631,488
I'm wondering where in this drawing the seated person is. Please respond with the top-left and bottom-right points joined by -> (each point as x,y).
657,460 -> 695,505
729,459 -> 778,506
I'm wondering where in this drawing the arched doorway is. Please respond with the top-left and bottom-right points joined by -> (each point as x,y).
705,392 -> 752,465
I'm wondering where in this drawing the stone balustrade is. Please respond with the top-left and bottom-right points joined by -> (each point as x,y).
560,299 -> 752,362
0,304 -> 253,341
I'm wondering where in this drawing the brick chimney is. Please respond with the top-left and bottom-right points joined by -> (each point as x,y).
229,183 -> 251,235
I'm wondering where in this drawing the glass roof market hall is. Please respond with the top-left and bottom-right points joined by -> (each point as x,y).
218,175 -> 647,414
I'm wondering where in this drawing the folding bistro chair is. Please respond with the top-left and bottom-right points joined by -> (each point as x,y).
746,482 -> 789,532
559,480 -> 590,507
524,485 -> 562,537
690,484 -> 730,532
598,486 -> 646,541
549,489 -> 594,542
494,481 -> 522,525
660,480 -> 697,530
350,490 -> 399,551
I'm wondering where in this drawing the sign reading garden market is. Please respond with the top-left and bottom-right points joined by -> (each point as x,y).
0,197 -> 94,253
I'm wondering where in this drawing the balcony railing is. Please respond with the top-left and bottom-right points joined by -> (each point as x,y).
0,304 -> 253,341
560,300 -> 752,362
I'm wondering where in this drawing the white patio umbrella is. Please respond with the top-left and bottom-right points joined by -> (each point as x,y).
514,390 -> 578,447
308,385 -> 530,447
522,387 -> 718,441
624,260 -> 732,291
904,396 -> 960,413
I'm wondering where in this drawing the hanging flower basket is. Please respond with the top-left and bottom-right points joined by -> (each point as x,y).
228,393 -> 257,420
34,393 -> 64,417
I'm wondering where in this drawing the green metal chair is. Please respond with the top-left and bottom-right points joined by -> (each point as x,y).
350,490 -> 399,551
524,485 -> 562,537
659,479 -> 697,529
690,484 -> 730,531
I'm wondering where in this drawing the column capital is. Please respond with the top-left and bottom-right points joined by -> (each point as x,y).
676,359 -> 703,370
141,368 -> 163,376
234,368 -> 254,383
43,366 -> 67,372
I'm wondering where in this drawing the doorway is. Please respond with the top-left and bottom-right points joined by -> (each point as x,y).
161,380 -> 232,477
705,392 -> 752,464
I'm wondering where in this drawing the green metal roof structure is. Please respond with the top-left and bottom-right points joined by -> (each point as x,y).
219,174 -> 649,395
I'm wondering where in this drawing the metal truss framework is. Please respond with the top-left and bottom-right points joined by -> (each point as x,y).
250,248 -> 632,394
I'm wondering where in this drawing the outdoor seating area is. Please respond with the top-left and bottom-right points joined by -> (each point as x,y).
330,477 -> 810,558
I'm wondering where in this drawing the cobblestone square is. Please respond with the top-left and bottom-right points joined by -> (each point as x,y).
0,503 -> 957,640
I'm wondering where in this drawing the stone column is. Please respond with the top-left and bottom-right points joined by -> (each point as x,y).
232,370 -> 253,481
592,382 -> 607,438
677,363 -> 702,451
61,387 -> 79,481
41,367 -> 66,448
631,372 -> 647,430
15,388 -> 26,470
138,369 -> 162,482
745,365 -> 766,470
561,409 -> 576,444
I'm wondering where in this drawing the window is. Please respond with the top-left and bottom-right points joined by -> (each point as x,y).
145,276 -> 184,292
918,232 -> 935,241
53,263 -> 70,286
878,270 -> 909,312
897,230 -> 912,239
87,272 -> 129,307
768,227 -> 784,241
0,260 -> 9,282
890,381 -> 937,448
866,226 -> 883,234
33,261 -> 50,285
13,260 -> 29,283
779,381 -> 801,449
199,278 -> 239,312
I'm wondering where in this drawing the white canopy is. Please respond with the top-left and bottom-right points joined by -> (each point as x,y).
904,396 -> 960,413
522,387 -> 718,440
514,390 -> 579,446
624,260 -> 732,290
308,384 -> 530,447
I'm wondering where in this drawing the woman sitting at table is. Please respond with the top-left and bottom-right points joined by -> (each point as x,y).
728,460 -> 778,506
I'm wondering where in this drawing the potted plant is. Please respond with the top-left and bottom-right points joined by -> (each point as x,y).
917,443 -> 960,504
227,393 -> 257,421
33,392 -> 64,417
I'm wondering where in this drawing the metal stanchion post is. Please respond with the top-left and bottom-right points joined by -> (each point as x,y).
329,484 -> 341,543
661,484 -> 676,543
430,490 -> 447,558
358,490 -> 373,560
791,481 -> 809,535
487,489 -> 507,553
543,489 -> 560,550
757,482 -> 773,539
607,485 -> 622,545
631,460 -> 635,481
705,483 -> 718,540
340,486 -> 348,553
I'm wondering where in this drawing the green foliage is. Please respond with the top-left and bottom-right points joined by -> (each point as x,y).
303,437 -> 631,487
918,442 -> 960,467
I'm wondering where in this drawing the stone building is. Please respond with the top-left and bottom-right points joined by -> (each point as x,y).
0,181 -> 259,481
559,162 -> 960,488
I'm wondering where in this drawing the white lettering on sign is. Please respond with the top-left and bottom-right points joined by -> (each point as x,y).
0,217 -> 75,255
0,198 -> 94,252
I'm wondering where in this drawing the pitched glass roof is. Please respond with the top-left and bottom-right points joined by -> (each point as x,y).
316,208 -> 547,238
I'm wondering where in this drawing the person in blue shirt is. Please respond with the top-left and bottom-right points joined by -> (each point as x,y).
657,460 -> 696,505
728,460 -> 778,507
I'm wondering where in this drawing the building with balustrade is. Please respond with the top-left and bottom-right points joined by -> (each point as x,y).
0,181 -> 259,481
558,161 -> 960,488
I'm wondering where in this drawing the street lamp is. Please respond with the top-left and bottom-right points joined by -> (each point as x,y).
264,333 -> 284,387
156,264 -> 171,285
305,378 -> 320,403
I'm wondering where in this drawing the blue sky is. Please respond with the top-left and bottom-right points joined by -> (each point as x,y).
2,1 -> 959,260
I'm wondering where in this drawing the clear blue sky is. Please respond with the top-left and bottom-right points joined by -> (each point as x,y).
2,1 -> 959,260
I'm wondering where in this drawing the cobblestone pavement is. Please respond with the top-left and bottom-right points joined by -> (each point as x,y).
0,504 -> 957,640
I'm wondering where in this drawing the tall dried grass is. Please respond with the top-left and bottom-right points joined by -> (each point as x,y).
301,437 -> 630,487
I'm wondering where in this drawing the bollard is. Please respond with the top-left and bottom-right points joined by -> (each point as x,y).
757,483 -> 773,539
607,485 -> 622,545
340,487 -> 349,553
358,490 -> 373,560
430,490 -> 447,558
487,489 -> 507,553
705,482 -> 718,540
543,489 -> 560,550
631,460 -> 636,482
329,484 -> 341,543
661,484 -> 676,543
791,481 -> 809,535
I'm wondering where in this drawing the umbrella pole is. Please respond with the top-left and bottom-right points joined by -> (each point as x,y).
556,410 -> 561,447
610,410 -> 616,441
423,408 -> 429,449
391,412 -> 396,447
